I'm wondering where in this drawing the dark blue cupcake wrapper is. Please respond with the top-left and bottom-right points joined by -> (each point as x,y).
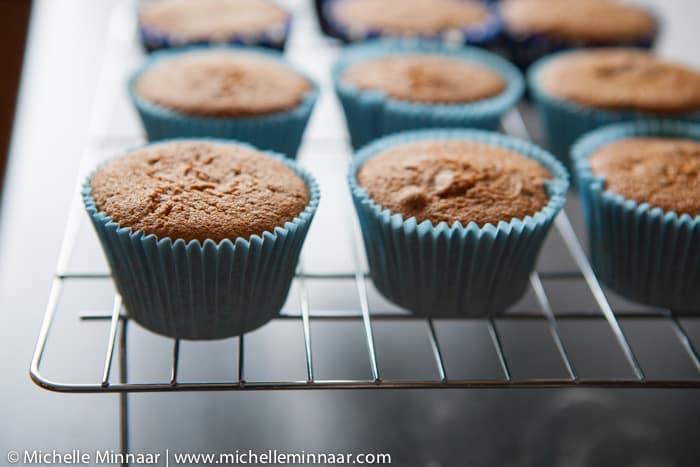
572,120 -> 700,312
349,129 -> 569,317
313,0 -> 341,38
129,46 -> 319,159
83,138 -> 321,339
503,32 -> 657,72
333,39 -> 525,149
498,3 -> 659,69
324,0 -> 502,46
138,10 -> 291,52
528,50 -> 700,170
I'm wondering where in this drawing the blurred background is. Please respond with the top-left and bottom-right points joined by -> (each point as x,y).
1,1 -> 699,466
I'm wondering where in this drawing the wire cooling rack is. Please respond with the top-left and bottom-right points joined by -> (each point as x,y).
30,0 -> 700,399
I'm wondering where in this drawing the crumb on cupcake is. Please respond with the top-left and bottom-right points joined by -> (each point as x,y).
343,54 -> 506,104
538,49 -> 700,114
358,140 -> 551,226
135,49 -> 312,117
91,141 -> 309,242
590,137 -> 700,216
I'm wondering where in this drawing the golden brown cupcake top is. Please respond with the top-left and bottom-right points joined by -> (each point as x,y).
357,140 -> 551,226
139,0 -> 288,42
501,0 -> 655,44
90,141 -> 309,242
538,49 -> 700,114
333,0 -> 489,36
135,49 -> 312,117
590,137 -> 700,216
342,54 -> 506,104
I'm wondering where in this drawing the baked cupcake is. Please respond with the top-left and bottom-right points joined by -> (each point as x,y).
573,120 -> 700,312
129,47 -> 318,158
500,0 -> 658,68
313,0 -> 337,37
326,0 -> 500,46
349,129 -> 568,317
334,40 -> 524,149
138,0 -> 291,51
83,139 -> 320,339
529,49 -> 700,168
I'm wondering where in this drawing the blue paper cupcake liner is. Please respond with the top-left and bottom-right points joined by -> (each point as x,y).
572,120 -> 700,312
528,50 -> 700,171
333,40 -> 525,149
83,138 -> 321,340
349,129 -> 569,317
138,8 -> 291,52
324,0 -> 502,46
129,46 -> 319,159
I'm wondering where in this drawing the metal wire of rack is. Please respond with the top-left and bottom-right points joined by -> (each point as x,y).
30,0 -> 700,400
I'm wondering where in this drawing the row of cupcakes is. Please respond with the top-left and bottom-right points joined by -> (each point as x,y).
127,40 -> 526,158
85,119 -> 700,341
103,1 -> 700,340
128,39 -> 700,169
138,0 -> 659,71
85,129 -> 566,339
317,0 -> 658,68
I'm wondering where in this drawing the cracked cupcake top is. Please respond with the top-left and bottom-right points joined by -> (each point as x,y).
135,49 -> 312,117
538,49 -> 700,113
139,0 -> 288,42
90,141 -> 309,242
333,0 -> 489,36
357,140 -> 551,226
590,137 -> 700,216
342,54 -> 506,104
502,0 -> 655,44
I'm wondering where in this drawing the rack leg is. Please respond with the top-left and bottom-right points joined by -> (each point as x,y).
118,321 -> 129,466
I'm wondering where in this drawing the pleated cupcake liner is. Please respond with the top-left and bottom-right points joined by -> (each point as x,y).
528,50 -> 700,171
83,138 -> 321,340
129,46 -> 319,159
323,0 -> 502,46
138,16 -> 291,52
333,39 -> 525,149
349,129 -> 569,317
572,120 -> 700,312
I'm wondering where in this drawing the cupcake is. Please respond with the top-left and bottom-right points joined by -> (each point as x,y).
313,0 -> 338,37
129,47 -> 318,158
349,129 -> 568,317
83,140 -> 320,339
326,0 -> 500,46
500,0 -> 658,69
529,48 -> 700,169
334,40 -> 524,149
138,0 -> 291,51
573,120 -> 700,312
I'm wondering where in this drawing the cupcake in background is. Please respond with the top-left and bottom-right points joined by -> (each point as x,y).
313,0 -> 339,38
349,129 -> 568,317
84,139 -> 320,340
529,48 -> 700,169
572,120 -> 700,312
334,40 -> 524,149
138,0 -> 291,52
325,0 -> 501,46
130,47 -> 318,158
500,0 -> 658,69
